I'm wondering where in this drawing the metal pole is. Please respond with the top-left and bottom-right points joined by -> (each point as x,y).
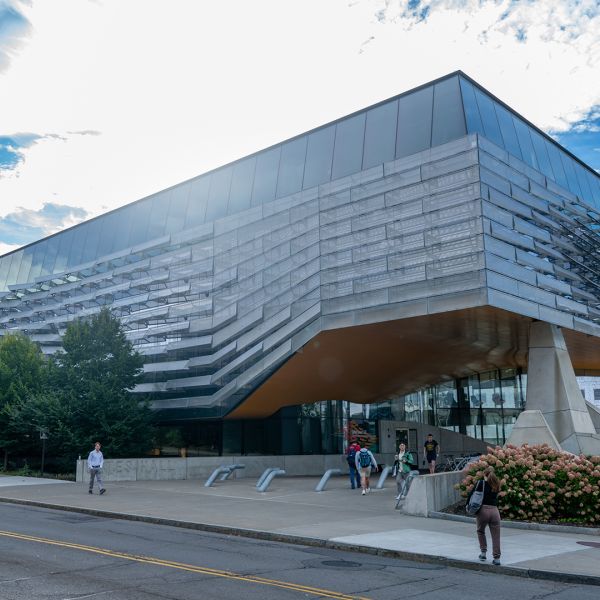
41,436 -> 46,476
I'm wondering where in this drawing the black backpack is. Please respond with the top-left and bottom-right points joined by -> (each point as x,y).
346,447 -> 357,466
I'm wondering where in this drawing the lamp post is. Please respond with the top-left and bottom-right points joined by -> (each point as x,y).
38,428 -> 49,476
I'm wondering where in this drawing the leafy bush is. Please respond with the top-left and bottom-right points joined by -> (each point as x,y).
457,444 -> 600,524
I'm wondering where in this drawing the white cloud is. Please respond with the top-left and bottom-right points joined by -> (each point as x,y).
0,0 -> 598,250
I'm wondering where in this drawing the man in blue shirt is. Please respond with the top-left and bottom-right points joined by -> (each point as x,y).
87,441 -> 106,495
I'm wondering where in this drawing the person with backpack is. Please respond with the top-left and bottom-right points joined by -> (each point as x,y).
355,446 -> 377,495
394,442 -> 415,500
468,467 -> 502,565
346,441 -> 361,489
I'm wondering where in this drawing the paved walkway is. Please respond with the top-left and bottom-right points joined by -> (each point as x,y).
0,475 -> 598,584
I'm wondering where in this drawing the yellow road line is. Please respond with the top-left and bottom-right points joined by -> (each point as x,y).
0,530 -> 369,600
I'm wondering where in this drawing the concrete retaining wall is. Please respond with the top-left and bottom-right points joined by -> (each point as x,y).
399,471 -> 465,517
76,454 -> 349,483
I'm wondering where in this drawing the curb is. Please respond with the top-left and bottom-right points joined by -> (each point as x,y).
1,496 -> 599,587
429,511 -> 600,536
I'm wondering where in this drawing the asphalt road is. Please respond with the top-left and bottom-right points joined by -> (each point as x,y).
0,503 -> 598,600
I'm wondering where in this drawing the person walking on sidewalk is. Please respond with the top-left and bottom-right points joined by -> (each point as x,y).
423,433 -> 439,474
87,441 -> 106,495
394,442 -> 415,500
470,467 -> 502,565
355,446 -> 377,495
346,441 -> 361,489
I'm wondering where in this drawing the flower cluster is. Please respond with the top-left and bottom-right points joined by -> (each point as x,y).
457,444 -> 600,524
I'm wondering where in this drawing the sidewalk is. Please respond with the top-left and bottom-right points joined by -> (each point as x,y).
0,474 -> 598,585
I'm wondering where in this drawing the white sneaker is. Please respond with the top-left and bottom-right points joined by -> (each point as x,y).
366,488 -> 371,493
395,494 -> 401,500
362,489 -> 366,495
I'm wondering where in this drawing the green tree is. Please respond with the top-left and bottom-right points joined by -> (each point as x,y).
0,334 -> 48,469
50,308 -> 155,459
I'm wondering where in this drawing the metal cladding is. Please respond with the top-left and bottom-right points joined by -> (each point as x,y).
1,72 -> 599,421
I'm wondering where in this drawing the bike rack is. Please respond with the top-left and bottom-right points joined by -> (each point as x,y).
376,465 -> 394,489
204,464 -> 245,487
315,468 -> 342,492
256,467 -> 281,488
257,469 -> 285,492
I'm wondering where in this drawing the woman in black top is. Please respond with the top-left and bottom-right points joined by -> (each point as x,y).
471,467 -> 502,565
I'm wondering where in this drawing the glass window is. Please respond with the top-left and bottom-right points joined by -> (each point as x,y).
332,113 -> 366,179
473,89 -> 504,148
205,166 -> 232,221
165,182 -> 191,234
431,76 -> 466,147
513,117 -> 538,170
303,125 -> 335,189
16,246 -> 34,285
586,170 -> 600,207
80,219 -> 102,263
96,211 -> 121,258
5,251 -> 22,287
29,241 -> 47,280
544,140 -> 569,190
559,154 -> 582,199
396,86 -> 433,158
0,255 -> 10,291
53,229 -> 75,274
495,105 -> 522,160
459,78 -> 484,136
252,146 -> 280,206
276,136 -> 307,198
363,99 -> 398,169
67,224 -> 88,269
40,236 -> 60,277
108,205 -> 135,254
529,130 -> 554,180
228,157 -> 255,214
146,191 -> 171,239
574,162 -> 593,204
185,175 -> 211,228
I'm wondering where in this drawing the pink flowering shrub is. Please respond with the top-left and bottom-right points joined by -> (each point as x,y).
457,444 -> 600,524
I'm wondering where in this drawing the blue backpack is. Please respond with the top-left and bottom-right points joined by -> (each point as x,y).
358,448 -> 372,468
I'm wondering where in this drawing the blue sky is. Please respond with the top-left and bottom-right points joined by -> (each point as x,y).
0,0 -> 599,255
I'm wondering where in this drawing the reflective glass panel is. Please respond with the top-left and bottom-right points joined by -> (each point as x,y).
0,255 -> 10,291
586,170 -> 600,206
185,175 -> 210,228
513,117 -> 538,170
574,162 -> 593,204
529,130 -> 554,180
473,89 -> 504,147
29,241 -> 47,280
396,86 -> 433,158
40,236 -> 60,277
560,154 -> 582,198
459,78 -> 484,136
53,229 -> 75,274
96,211 -> 121,258
205,166 -> 232,221
165,182 -> 191,234
128,199 -> 152,246
431,76 -> 466,147
252,146 -> 280,206
108,205 -> 134,253
495,104 -> 522,160
67,224 -> 88,269
146,191 -> 171,239
544,140 -> 569,190
5,251 -> 21,287
16,246 -> 34,284
363,99 -> 398,169
80,219 -> 102,263
228,157 -> 255,214
277,137 -> 307,198
332,113 -> 366,179
303,125 -> 335,189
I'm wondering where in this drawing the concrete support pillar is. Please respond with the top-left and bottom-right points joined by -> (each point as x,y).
520,321 -> 600,455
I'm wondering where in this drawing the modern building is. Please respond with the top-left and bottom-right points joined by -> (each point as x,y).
1,71 -> 600,458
